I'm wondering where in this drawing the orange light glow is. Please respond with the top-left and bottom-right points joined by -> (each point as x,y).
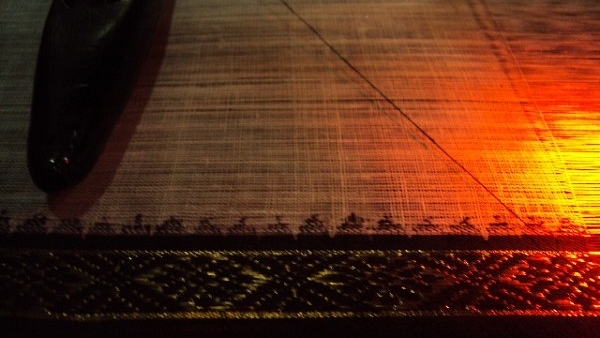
536,107 -> 600,234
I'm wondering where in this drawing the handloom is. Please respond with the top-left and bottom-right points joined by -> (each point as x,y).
1,0 -> 599,337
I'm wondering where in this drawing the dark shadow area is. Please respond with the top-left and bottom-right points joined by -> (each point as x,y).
47,0 -> 177,217
3,316 -> 600,338
0,233 -> 594,251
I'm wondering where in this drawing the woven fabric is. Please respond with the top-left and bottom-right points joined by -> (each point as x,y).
0,0 -> 597,237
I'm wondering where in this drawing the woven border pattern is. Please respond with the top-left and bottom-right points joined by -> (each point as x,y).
2,249 -> 599,320
0,209 -> 587,238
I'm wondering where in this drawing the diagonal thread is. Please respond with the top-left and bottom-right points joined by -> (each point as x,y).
279,0 -> 525,224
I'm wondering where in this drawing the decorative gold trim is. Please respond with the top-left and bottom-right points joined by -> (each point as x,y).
1,249 -> 599,321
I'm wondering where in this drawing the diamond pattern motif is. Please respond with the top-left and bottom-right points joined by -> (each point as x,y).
1,249 -> 600,319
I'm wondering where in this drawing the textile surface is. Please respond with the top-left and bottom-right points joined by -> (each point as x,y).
2,0 -> 598,238
2,1 -> 600,335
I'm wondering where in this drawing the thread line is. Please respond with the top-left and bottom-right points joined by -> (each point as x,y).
279,0 -> 526,224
